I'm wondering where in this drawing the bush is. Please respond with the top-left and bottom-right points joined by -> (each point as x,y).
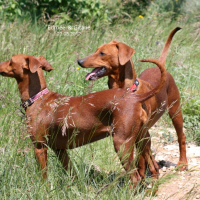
0,0 -> 108,23
154,0 -> 186,19
0,0 -> 23,21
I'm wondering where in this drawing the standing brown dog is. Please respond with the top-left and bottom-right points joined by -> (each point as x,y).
78,27 -> 187,177
0,55 -> 166,186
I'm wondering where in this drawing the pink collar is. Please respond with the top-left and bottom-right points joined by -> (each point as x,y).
21,88 -> 49,110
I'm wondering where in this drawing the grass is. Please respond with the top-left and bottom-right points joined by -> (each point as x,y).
0,6 -> 200,199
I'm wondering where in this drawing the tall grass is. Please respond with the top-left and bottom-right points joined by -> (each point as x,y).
0,8 -> 200,199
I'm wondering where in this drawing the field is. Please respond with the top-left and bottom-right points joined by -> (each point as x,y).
0,0 -> 200,199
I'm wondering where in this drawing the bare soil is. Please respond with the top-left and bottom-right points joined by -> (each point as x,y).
148,126 -> 200,200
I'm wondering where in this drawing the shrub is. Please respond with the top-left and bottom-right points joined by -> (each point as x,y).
0,0 -> 108,23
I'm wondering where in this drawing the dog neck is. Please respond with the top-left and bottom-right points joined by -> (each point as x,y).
108,59 -> 137,89
16,69 -> 47,103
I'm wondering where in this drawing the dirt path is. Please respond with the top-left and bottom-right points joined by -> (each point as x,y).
149,127 -> 200,200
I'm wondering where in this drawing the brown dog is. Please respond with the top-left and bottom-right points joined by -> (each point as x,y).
0,55 -> 166,186
78,27 -> 187,177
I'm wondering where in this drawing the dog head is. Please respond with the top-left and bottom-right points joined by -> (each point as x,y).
0,54 -> 53,80
77,40 -> 135,81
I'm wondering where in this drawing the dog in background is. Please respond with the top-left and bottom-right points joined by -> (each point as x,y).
78,27 -> 187,178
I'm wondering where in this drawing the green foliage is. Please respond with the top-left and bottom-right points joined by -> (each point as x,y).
182,98 -> 200,145
55,0 -> 109,24
0,0 -> 22,20
117,0 -> 150,19
1,0 -> 200,26
153,0 -> 186,19
0,0 -> 108,23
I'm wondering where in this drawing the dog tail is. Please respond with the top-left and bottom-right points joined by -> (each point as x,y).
134,59 -> 166,102
159,27 -> 181,66
133,28 -> 180,102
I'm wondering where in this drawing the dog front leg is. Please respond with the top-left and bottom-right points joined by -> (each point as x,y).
34,147 -> 48,179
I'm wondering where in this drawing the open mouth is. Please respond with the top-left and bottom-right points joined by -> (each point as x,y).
85,67 -> 106,80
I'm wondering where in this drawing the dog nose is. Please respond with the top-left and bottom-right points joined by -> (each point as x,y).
77,59 -> 84,67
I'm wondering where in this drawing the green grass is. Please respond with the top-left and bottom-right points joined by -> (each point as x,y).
0,6 -> 200,199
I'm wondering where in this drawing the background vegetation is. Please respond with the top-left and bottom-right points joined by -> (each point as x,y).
0,0 -> 200,199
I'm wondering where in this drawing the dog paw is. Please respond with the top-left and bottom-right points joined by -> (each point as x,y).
176,161 -> 188,171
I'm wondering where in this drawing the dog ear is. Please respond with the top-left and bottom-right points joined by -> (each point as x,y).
23,55 -> 42,73
37,56 -> 53,72
116,43 -> 135,65
109,40 -> 119,44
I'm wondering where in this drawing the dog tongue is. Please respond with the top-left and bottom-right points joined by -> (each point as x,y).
85,68 -> 100,80
85,72 -> 96,80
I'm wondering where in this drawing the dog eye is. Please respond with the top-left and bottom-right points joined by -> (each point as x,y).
99,52 -> 105,56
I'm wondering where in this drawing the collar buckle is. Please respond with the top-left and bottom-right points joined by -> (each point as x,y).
21,99 -> 33,110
